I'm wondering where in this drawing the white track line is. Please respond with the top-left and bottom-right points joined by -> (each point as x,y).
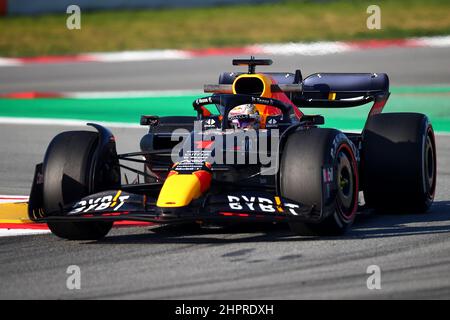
0,229 -> 51,237
0,58 -> 22,67
63,89 -> 202,99
0,195 -> 50,237
0,117 -> 141,128
0,195 -> 28,204
415,35 -> 450,47
251,41 -> 352,56
1,36 -> 449,67
0,195 -> 29,200
87,49 -> 191,62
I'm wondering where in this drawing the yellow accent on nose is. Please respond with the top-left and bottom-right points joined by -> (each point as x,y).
156,174 -> 202,208
328,92 -> 336,100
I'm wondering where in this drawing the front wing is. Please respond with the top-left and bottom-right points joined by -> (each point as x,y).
30,190 -> 323,225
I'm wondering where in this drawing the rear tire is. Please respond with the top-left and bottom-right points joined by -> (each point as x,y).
43,131 -> 114,240
280,128 -> 359,236
361,113 -> 436,213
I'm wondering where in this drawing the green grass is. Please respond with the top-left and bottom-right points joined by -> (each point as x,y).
1,86 -> 449,132
0,0 -> 449,57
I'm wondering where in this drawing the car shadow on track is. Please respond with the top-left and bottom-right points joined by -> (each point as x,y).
92,222 -> 308,245
89,201 -> 450,244
347,200 -> 450,239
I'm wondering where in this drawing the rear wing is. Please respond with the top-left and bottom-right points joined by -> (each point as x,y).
295,73 -> 390,114
204,72 -> 390,116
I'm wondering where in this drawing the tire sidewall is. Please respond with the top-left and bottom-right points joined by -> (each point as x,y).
326,132 -> 359,229
280,128 -> 359,235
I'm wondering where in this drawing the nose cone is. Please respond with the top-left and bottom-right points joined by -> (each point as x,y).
156,171 -> 211,208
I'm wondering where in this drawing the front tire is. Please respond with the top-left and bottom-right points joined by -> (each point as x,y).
280,128 -> 359,236
43,131 -> 114,240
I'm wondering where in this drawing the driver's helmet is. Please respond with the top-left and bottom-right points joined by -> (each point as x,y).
228,104 -> 260,129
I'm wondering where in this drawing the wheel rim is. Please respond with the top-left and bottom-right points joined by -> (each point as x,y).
336,145 -> 358,220
424,128 -> 436,198
337,152 -> 353,207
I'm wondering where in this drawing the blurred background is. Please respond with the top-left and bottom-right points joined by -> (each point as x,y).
0,0 -> 449,56
0,0 -> 449,131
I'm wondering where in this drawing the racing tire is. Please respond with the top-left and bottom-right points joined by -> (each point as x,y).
43,131 -> 113,240
280,128 -> 359,236
361,113 -> 436,213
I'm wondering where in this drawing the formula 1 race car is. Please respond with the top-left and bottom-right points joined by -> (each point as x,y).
28,58 -> 437,240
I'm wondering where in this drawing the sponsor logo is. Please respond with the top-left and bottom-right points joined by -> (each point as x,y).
252,97 -> 273,105
227,195 -> 301,215
69,191 -> 130,214
267,118 -> 278,126
36,172 -> 44,185
196,97 -> 212,105
202,118 -> 217,129
323,167 -> 334,183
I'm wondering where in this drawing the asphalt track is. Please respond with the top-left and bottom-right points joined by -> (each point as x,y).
0,46 -> 450,299
1,46 -> 450,93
